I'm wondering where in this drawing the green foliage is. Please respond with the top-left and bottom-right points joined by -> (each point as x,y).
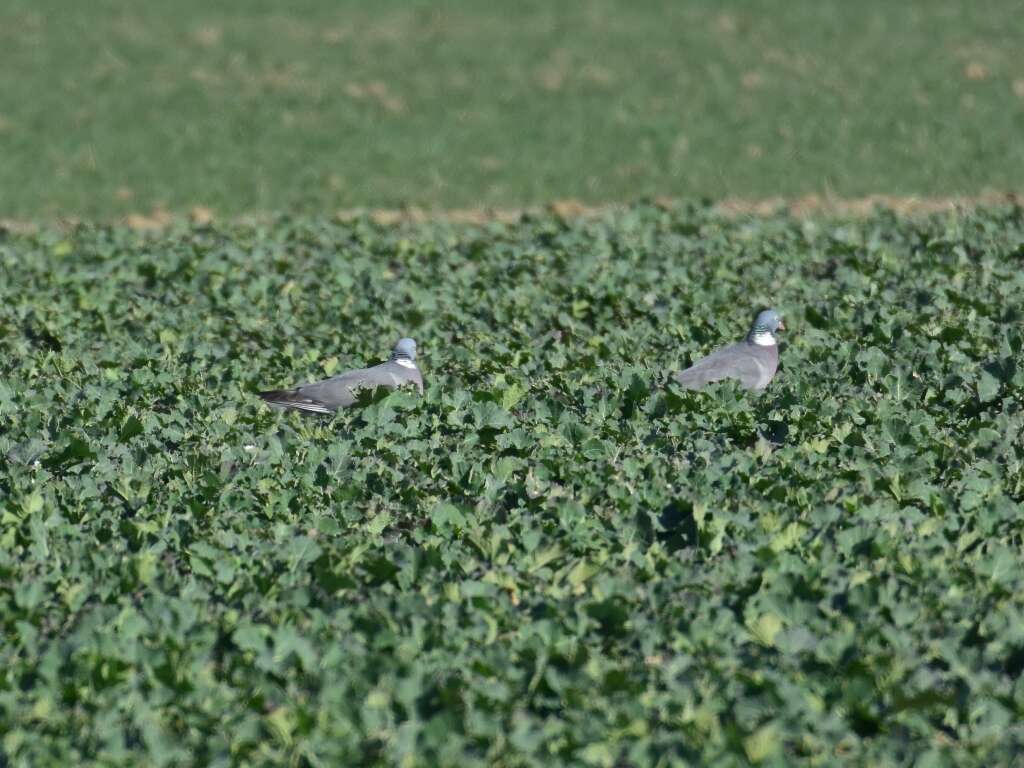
2,204 -> 1024,765
2,0 -> 1023,217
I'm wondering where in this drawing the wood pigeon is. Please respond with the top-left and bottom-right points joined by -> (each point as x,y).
674,309 -> 784,391
258,338 -> 423,414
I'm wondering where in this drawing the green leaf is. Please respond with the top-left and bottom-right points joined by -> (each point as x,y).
567,559 -> 598,588
977,369 -> 1000,401
744,723 -> 780,763
22,492 -> 44,516
501,382 -> 527,411
51,240 -> 73,257
770,522 -> 805,553
233,623 -> 267,653
748,613 -> 784,647
266,707 -> 296,746
431,502 -> 466,529
472,401 -> 515,430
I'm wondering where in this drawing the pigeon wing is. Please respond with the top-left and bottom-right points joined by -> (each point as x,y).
259,368 -> 369,413
674,344 -> 772,391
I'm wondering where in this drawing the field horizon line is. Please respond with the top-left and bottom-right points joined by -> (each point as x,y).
2,192 -> 1021,233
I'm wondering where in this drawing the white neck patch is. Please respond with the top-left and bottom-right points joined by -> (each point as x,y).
394,358 -> 417,369
750,331 -> 776,347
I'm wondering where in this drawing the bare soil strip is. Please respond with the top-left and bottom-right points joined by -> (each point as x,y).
2,194 -> 1019,233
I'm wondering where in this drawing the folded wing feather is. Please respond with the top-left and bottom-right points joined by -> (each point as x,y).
674,344 -> 771,391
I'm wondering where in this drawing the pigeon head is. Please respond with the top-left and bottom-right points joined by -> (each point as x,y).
747,309 -> 785,345
391,337 -> 418,361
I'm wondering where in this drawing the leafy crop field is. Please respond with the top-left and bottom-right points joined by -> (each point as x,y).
3,0 -> 1023,217
2,205 -> 1023,766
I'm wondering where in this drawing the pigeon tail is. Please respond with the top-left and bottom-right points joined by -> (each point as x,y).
257,389 -> 333,414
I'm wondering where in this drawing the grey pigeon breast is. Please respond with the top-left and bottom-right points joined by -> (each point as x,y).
674,342 -> 778,391
372,361 -> 424,394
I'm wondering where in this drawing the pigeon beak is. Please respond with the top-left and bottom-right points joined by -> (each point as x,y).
777,321 -> 786,331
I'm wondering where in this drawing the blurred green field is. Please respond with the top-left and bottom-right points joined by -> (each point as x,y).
2,205 -> 1023,764
2,0 -> 1022,218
